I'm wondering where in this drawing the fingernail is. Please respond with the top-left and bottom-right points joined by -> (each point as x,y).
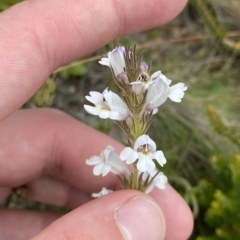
115,197 -> 166,240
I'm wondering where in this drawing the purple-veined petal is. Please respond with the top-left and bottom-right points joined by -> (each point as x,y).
100,46 -> 126,77
153,150 -> 167,166
134,135 -> 156,152
109,46 -> 126,76
99,46 -> 126,77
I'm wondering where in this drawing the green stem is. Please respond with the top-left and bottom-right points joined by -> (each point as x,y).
132,164 -> 139,190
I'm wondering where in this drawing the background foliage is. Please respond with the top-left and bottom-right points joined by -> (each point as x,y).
1,0 -> 240,239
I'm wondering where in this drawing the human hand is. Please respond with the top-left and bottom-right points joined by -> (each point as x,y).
0,0 -> 193,239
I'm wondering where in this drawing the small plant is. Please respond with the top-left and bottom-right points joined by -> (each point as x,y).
194,106 -> 240,240
84,45 -> 187,196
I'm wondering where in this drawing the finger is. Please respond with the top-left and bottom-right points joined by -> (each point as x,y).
150,185 -> 193,240
0,189 -> 192,240
32,190 -> 167,240
27,182 -> 193,240
0,108 -> 121,192
0,109 -> 192,238
0,0 -> 188,120
0,209 -> 60,240
28,176 -> 93,209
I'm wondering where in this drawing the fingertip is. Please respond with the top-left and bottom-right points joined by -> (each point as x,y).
150,184 -> 194,240
32,190 -> 166,240
121,0 -> 189,35
0,0 -> 188,120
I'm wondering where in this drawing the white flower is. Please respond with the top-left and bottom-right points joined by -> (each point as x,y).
143,171 -> 168,194
160,74 -> 187,102
99,46 -> 126,78
104,90 -> 131,120
141,71 -> 187,112
120,134 -> 167,174
86,146 -> 131,177
84,89 -> 130,121
144,78 -> 168,114
130,69 -> 163,95
92,188 -> 113,198
168,83 -> 187,102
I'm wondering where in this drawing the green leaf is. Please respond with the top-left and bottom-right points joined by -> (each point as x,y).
60,64 -> 87,79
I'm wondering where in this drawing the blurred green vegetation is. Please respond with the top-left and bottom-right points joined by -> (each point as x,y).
194,106 -> 240,240
0,0 -> 22,11
1,0 -> 240,239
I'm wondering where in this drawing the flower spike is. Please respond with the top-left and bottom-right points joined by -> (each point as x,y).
85,45 -> 187,193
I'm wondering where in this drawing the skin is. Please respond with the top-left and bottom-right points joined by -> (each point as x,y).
0,0 -> 193,239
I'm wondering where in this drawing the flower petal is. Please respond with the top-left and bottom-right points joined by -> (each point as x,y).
155,172 -> 168,189
141,61 -> 148,72
104,91 -> 130,121
168,83 -> 187,102
145,172 -> 168,194
98,110 -> 111,119
152,108 -> 158,115
93,164 -> 104,176
130,82 -> 144,95
101,164 -> 111,177
150,70 -> 161,80
86,156 -> 103,165
108,151 -> 131,176
109,46 -> 126,76
108,111 -> 120,120
145,79 -> 168,111
92,188 -> 113,198
134,135 -> 156,152
99,58 -> 110,67
153,151 -> 167,166
120,147 -> 138,164
84,105 -> 100,116
89,91 -> 103,99
137,153 -> 155,173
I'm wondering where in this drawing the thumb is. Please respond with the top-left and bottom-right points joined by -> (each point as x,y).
31,190 -> 166,240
